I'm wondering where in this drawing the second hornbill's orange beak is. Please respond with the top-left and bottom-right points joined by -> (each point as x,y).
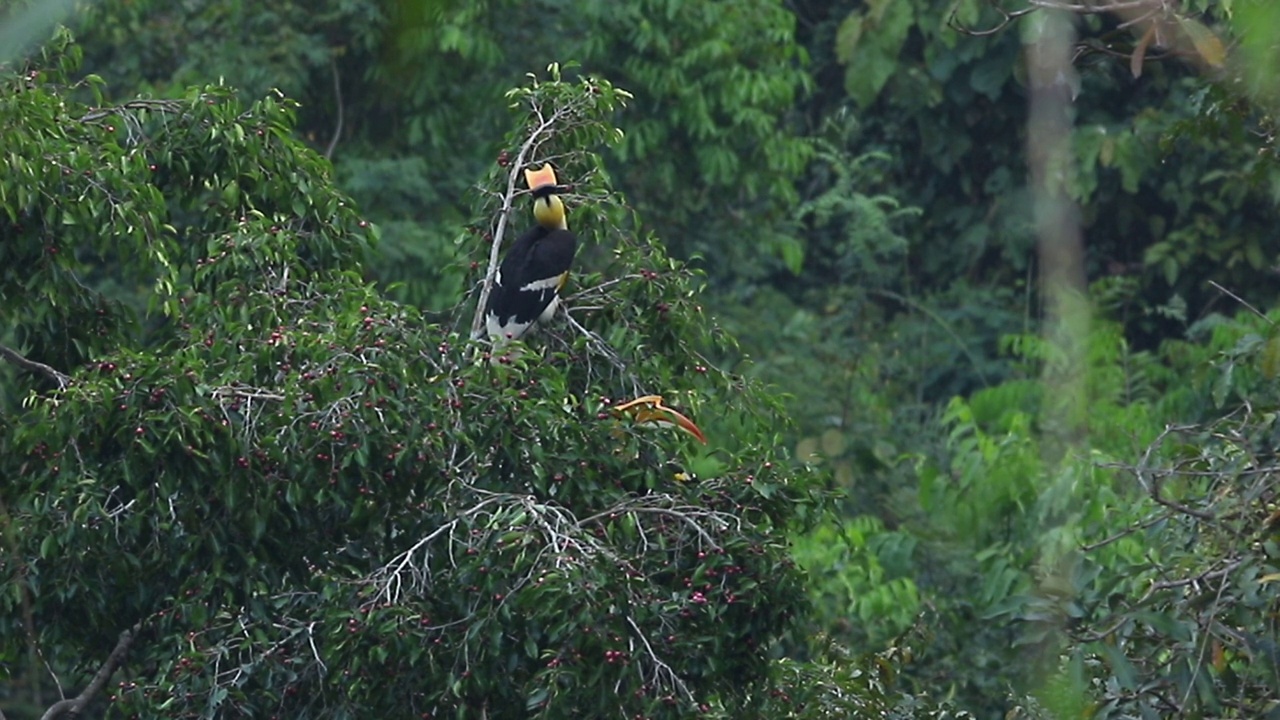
613,395 -> 708,444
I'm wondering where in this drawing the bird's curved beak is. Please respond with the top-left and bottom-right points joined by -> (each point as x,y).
613,395 -> 708,444
650,406 -> 707,444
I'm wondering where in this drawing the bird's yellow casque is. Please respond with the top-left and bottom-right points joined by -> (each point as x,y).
485,164 -> 578,342
612,395 -> 707,444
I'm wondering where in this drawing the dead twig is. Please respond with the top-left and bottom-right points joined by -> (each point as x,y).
1209,281 -> 1275,325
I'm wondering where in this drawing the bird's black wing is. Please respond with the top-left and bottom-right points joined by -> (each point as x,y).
485,228 -> 577,340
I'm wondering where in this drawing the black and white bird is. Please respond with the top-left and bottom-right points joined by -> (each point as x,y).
484,163 -> 578,343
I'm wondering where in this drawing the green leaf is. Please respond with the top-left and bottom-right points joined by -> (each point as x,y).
834,12 -> 864,65
840,2 -> 914,108
969,55 -> 1010,101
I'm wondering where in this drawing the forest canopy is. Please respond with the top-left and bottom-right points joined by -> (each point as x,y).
3,1 -> 1280,718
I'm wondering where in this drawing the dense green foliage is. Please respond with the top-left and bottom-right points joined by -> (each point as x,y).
5,0 -> 1280,717
0,31 -> 844,719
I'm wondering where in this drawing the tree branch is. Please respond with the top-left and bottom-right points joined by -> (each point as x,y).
0,344 -> 71,389
1209,281 -> 1274,325
78,99 -> 184,124
211,386 -> 285,402
1079,510 -> 1173,552
1147,559 -> 1242,593
1026,0 -> 1166,13
1126,424 -> 1218,521
948,0 -> 1036,37
325,53 -> 344,161
39,623 -> 140,720
625,616 -> 695,703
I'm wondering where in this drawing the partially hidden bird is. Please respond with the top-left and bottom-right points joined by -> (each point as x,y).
612,395 -> 708,444
485,163 -> 578,343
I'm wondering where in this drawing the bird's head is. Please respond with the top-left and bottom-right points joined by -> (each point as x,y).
525,163 -> 568,231
612,395 -> 708,444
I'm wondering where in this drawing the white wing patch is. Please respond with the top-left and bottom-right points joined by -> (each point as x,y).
520,274 -> 564,292
486,271 -> 565,342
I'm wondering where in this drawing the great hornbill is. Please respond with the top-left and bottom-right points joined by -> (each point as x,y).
613,395 -> 708,444
485,164 -> 577,343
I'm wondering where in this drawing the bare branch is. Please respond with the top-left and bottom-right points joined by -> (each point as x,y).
40,623 -> 140,720
562,311 -> 630,377
1130,424 -> 1217,521
78,99 -> 184,124
1209,281 -> 1275,325
1026,0 -> 1166,13
366,491 -> 737,614
1147,559 -> 1242,594
0,344 -> 71,389
564,273 -> 643,302
1148,483 -> 1217,521
211,386 -> 285,402
373,518 -> 462,604
1115,5 -> 1160,31
950,0 -> 1199,80
325,53 -> 344,161
948,0 -> 1036,37
625,616 -> 695,703
305,622 -> 327,676
1079,510 -> 1173,552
